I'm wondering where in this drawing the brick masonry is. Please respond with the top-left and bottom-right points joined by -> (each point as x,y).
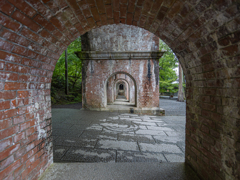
107,74 -> 134,104
0,1 -> 239,180
81,24 -> 160,109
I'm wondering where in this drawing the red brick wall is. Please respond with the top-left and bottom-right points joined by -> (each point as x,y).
81,24 -> 160,109
0,1 -> 239,180
82,59 -> 159,109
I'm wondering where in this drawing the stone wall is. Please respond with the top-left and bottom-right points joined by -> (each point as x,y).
83,24 -> 159,51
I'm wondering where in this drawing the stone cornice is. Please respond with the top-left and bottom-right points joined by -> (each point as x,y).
75,51 -> 165,60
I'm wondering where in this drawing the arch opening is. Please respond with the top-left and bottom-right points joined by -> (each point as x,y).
0,1 -> 238,179
105,71 -> 137,108
119,84 -> 124,90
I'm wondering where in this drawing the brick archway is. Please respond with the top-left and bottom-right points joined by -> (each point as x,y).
0,1 -> 239,179
104,71 -> 137,107
114,78 -> 131,102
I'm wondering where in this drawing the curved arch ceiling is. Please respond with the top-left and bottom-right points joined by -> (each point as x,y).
0,1 -> 239,180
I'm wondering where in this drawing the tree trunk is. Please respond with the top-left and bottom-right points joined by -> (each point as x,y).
65,49 -> 68,95
178,63 -> 184,102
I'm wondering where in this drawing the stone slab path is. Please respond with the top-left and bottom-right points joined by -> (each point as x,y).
52,109 -> 185,163
39,162 -> 200,180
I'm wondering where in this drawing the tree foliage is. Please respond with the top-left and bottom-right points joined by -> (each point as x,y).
51,37 -> 82,104
159,40 -> 179,94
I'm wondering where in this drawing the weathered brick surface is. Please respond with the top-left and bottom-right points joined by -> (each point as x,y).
81,24 -> 159,109
82,59 -> 159,109
0,0 -> 239,180
109,74 -> 134,103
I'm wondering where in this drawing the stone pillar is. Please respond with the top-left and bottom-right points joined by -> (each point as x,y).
107,76 -> 114,104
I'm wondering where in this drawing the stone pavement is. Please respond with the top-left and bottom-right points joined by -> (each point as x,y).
52,109 -> 185,163
39,162 -> 200,180
159,99 -> 186,116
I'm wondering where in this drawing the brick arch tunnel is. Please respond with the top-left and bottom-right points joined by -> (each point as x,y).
0,0 -> 239,180
105,71 -> 138,108
114,78 -> 132,103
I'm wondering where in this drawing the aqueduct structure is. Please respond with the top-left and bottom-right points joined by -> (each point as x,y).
0,0 -> 239,180
79,24 -> 163,113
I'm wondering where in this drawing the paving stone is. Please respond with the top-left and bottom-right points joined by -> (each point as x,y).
142,119 -> 164,123
118,134 -> 155,143
164,154 -> 185,162
39,162 -> 201,180
108,116 -> 119,120
54,137 -> 97,148
157,115 -> 186,122
52,109 -> 186,163
53,146 -> 70,162
135,130 -> 167,136
153,136 -> 184,144
79,130 -> 102,139
134,125 -> 148,130
121,113 -> 138,116
52,130 -> 70,136
85,124 -> 103,131
102,128 -> 124,134
146,126 -> 175,131
100,122 -> 128,130
126,118 -> 143,122
62,147 -> 116,162
64,130 -> 84,137
102,124 -> 137,133
52,135 -> 60,140
118,115 -> 130,118
69,124 -> 90,130
159,99 -> 186,116
97,133 -> 118,140
170,126 -> 185,132
139,143 -> 182,153
132,121 -> 157,126
116,120 -> 134,126
164,131 -> 181,136
52,123 -> 74,129
129,116 -> 142,119
117,151 -> 167,162
155,122 -> 169,126
96,140 -> 140,151
177,143 -> 185,152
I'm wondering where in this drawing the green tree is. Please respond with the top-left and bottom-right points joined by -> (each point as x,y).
51,37 -> 82,104
159,40 -> 178,94
52,37 -> 82,90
